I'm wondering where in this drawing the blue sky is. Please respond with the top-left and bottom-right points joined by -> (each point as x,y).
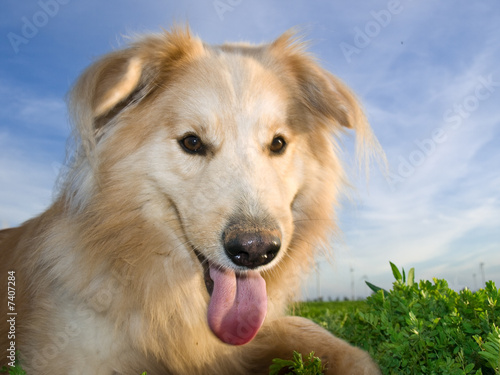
1,0 -> 499,300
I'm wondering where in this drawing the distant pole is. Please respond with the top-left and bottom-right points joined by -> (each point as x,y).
473,273 -> 477,291
480,263 -> 485,287
316,262 -> 321,300
361,275 -> 368,296
350,267 -> 355,301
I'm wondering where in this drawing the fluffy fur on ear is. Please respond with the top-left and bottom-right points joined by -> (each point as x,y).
267,30 -> 386,177
68,26 -> 205,158
62,26 -> 208,212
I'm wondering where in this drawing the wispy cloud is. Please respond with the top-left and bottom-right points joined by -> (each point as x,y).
1,1 -> 499,300
301,4 -> 500,299
0,82 -> 69,135
0,137 -> 58,226
0,83 -> 68,226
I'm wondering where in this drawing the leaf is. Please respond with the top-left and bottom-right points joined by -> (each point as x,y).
270,351 -> 324,375
0,353 -> 26,375
464,363 -> 475,373
269,358 -> 295,375
390,262 -> 402,282
407,268 -> 415,287
365,281 -> 389,297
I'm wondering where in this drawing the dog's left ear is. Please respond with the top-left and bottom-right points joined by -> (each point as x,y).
270,31 -> 385,171
270,31 -> 366,131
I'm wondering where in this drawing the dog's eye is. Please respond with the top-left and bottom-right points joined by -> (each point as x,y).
270,136 -> 287,154
180,135 -> 205,155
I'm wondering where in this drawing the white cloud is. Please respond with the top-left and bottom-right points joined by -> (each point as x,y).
0,146 -> 57,227
0,82 -> 69,135
301,13 -> 500,298
0,84 -> 67,227
1,0 -> 500,301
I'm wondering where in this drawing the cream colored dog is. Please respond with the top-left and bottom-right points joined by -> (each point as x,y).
0,26 -> 382,374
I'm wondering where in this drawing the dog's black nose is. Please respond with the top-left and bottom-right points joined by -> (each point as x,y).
223,230 -> 281,269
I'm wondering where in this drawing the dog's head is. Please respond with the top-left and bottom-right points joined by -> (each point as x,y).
66,26 -> 380,346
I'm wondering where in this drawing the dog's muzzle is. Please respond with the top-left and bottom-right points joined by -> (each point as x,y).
195,225 -> 281,346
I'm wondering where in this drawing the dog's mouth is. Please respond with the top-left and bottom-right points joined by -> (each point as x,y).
195,250 -> 215,296
194,250 -> 267,346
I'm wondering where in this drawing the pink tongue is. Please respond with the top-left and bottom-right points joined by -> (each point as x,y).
207,266 -> 267,345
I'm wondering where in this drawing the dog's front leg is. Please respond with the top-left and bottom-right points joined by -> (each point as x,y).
242,316 -> 381,375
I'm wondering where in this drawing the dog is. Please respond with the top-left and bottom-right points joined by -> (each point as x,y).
0,25 -> 382,374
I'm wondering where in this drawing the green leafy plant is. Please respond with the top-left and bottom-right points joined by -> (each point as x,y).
475,325 -> 500,374
0,366 -> 25,375
269,351 -> 324,375
0,355 -> 26,375
294,262 -> 500,375
365,261 -> 414,296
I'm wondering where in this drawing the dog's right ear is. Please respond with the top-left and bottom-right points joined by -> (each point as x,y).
69,48 -> 148,145
69,26 -> 204,148
90,54 -> 144,120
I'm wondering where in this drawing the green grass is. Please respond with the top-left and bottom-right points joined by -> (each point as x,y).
0,355 -> 26,375
292,263 -> 500,375
291,300 -> 369,320
270,351 -> 324,375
